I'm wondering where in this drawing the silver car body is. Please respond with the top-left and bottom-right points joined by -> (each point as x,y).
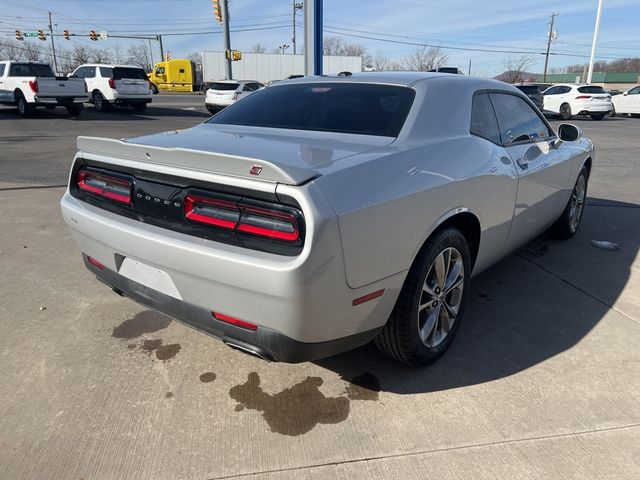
60,72 -> 594,361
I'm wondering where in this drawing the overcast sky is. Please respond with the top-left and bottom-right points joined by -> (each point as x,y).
1,0 -> 639,76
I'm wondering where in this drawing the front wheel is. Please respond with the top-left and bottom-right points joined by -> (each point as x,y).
375,227 -> 471,366
590,113 -> 606,121
559,103 -> 572,120
549,166 -> 589,239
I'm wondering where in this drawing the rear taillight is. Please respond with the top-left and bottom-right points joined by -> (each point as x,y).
77,170 -> 132,204
108,77 -> 116,89
575,95 -> 592,99
28,80 -> 38,93
184,194 -> 300,242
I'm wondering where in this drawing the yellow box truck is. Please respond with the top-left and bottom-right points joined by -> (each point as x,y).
148,59 -> 197,93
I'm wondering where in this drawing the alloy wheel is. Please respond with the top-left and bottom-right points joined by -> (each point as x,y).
569,174 -> 586,232
417,247 -> 465,348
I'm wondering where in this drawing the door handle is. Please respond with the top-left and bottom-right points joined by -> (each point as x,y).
516,157 -> 528,169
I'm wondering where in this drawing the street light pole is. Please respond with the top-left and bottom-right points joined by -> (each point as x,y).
221,0 -> 232,79
586,0 -> 603,85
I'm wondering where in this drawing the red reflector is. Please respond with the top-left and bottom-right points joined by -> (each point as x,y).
77,170 -> 132,204
575,95 -> 592,99
212,312 -> 257,331
184,194 -> 239,229
352,289 -> 385,306
87,255 -> 105,270
28,80 -> 38,93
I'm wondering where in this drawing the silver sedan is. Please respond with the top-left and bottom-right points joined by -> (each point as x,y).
60,72 -> 593,365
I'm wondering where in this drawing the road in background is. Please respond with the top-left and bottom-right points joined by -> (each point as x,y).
1,104 -> 639,479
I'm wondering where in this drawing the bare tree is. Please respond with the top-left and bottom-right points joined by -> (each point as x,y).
22,41 -> 43,62
72,45 -> 93,65
111,44 -> 124,64
250,43 -> 267,54
373,51 -> 391,71
500,55 -> 536,83
0,39 -> 24,61
127,44 -> 152,71
91,48 -> 112,64
402,45 -> 448,71
186,52 -> 202,66
323,35 -> 344,56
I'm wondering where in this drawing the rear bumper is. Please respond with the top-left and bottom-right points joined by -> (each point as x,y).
205,97 -> 234,107
111,92 -> 152,104
86,255 -> 380,362
34,95 -> 88,105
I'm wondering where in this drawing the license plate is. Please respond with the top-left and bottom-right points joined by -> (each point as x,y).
119,258 -> 182,300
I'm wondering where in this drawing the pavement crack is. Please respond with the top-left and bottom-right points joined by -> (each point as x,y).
207,424 -> 640,479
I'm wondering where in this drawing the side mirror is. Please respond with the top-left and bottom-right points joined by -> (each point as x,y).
623,91 -> 628,96
555,124 -> 582,146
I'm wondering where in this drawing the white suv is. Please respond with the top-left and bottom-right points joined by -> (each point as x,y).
542,83 -> 611,120
71,64 -> 152,113
204,80 -> 264,114
611,85 -> 640,117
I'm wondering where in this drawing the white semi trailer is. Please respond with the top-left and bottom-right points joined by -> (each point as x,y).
201,51 -> 362,85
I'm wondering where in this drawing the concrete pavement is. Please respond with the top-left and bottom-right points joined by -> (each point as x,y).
0,107 -> 638,479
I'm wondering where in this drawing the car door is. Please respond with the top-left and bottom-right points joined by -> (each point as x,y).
623,86 -> 640,113
542,86 -> 559,112
0,64 -> 7,102
489,92 -> 574,249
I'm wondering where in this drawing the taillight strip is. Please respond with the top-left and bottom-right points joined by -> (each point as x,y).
184,194 -> 239,229
77,170 -> 132,204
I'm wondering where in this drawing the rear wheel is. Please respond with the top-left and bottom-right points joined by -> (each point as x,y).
16,92 -> 34,117
133,103 -> 147,112
66,105 -> 84,117
631,114 -> 640,119
206,105 -> 219,115
375,228 -> 471,366
93,91 -> 110,112
559,103 -> 572,120
549,166 -> 589,239
609,105 -> 616,117
590,113 -> 606,120
150,83 -> 158,95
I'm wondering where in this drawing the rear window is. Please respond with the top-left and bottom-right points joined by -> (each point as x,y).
210,82 -> 240,91
517,86 -> 540,95
9,63 -> 54,77
113,67 -> 148,80
207,83 -> 415,137
577,86 -> 605,94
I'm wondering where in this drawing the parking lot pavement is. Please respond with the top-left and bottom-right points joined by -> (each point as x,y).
0,108 -> 639,479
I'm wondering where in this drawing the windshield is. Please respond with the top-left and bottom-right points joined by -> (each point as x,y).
207,82 -> 415,137
112,67 -> 148,80
578,86 -> 606,94
9,63 -> 54,77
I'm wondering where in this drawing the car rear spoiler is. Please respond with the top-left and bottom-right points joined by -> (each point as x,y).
76,136 -> 317,185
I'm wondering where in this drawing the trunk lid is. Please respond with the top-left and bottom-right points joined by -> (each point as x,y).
37,77 -> 85,97
113,67 -> 150,95
77,123 -> 394,185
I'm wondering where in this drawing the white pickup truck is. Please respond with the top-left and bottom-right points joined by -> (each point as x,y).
0,61 -> 88,116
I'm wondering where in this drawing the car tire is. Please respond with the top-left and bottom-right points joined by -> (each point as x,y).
133,103 -> 147,112
206,105 -> 219,115
549,166 -> 589,239
150,84 -> 158,95
631,114 -> 640,119
66,105 -> 84,117
15,92 -> 34,117
559,103 -> 572,120
374,227 -> 471,366
93,91 -> 110,112
590,113 -> 606,120
609,105 -> 616,117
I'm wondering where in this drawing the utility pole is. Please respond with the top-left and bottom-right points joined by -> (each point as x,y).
586,0 -> 603,85
292,2 -> 303,54
468,59 -> 471,75
221,0 -> 232,79
47,11 -> 58,74
158,34 -> 164,61
542,12 -> 558,83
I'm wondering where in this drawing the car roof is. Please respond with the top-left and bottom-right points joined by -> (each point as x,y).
78,64 -> 146,69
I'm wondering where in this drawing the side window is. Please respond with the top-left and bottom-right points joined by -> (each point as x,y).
179,68 -> 185,73
244,83 -> 258,92
557,86 -> 571,94
85,67 -> 96,78
73,67 -> 85,78
470,93 -> 501,145
628,86 -> 640,95
99,67 -> 113,78
544,86 -> 558,95
489,93 -> 552,145
0,64 -> 5,76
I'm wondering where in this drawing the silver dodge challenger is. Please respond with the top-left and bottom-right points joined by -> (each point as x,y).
60,72 -> 593,365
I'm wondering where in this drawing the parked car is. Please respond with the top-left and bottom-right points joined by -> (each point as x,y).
204,80 -> 264,114
428,67 -> 464,74
611,85 -> 640,117
542,84 -> 611,120
61,73 -> 594,366
70,64 -> 152,112
0,61 -> 88,116
514,84 -> 544,111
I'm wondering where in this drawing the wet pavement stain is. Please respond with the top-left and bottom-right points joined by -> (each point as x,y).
155,343 -> 181,361
112,311 -> 171,339
165,392 -> 174,398
141,339 -> 163,353
229,372 -> 350,436
199,372 -> 217,383
344,372 -> 381,401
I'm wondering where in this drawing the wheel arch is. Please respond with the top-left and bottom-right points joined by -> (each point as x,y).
583,156 -> 593,177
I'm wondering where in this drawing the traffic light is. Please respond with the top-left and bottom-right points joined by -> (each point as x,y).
213,0 -> 222,24
15,30 -> 23,41
38,30 -> 46,41
225,50 -> 242,61
89,30 -> 98,41
63,30 -> 70,40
